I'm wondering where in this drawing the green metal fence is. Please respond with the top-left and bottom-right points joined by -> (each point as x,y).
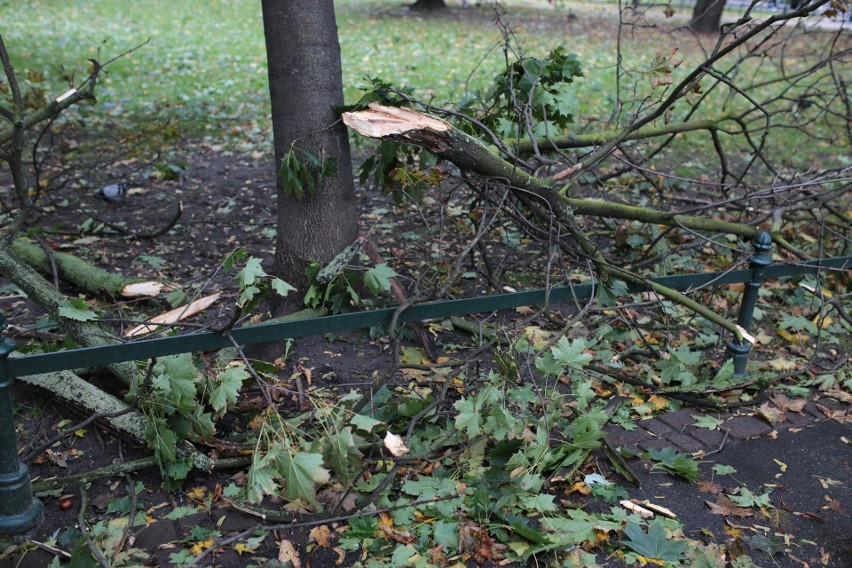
0,230 -> 849,534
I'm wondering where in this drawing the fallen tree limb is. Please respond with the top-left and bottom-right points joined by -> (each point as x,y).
11,239 -> 158,298
17,369 -> 213,471
343,103 -> 750,342
0,246 -> 138,383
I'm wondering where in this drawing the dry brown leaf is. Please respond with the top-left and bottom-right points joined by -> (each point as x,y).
124,292 -> 221,337
380,524 -> 416,545
769,392 -> 807,413
755,402 -> 786,426
696,480 -> 722,494
823,389 -> 852,404
817,404 -> 850,423
278,539 -> 301,568
309,525 -> 334,548
332,547 -> 347,565
383,431 -> 410,457
705,495 -> 754,518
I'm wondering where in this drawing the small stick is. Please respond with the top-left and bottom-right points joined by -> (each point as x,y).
364,239 -> 437,362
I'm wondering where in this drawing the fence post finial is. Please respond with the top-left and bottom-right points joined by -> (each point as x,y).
0,312 -> 43,535
725,230 -> 773,377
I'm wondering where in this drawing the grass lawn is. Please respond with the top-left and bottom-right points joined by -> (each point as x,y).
1,0 -> 847,170
1,1 -> 700,141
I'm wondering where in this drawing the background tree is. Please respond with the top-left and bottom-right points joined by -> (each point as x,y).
691,0 -> 727,32
261,0 -> 359,302
410,0 -> 448,10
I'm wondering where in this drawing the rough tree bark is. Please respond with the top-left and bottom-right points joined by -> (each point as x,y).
691,0 -> 726,33
261,0 -> 359,301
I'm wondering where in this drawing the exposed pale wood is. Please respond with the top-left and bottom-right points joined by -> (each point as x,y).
124,292 -> 221,337
120,281 -> 166,298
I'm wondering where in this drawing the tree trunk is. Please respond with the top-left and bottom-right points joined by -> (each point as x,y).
410,0 -> 447,11
261,0 -> 359,301
691,0 -> 726,33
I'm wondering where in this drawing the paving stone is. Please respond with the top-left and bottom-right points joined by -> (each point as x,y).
657,410 -> 697,432
724,415 -> 772,439
663,432 -> 706,453
640,419 -> 674,437
605,426 -> 651,449
133,520 -> 180,549
638,437 -> 670,451
803,402 -> 828,419
783,411 -> 814,428
688,427 -> 726,447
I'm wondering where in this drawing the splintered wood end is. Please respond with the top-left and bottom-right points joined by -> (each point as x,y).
342,102 -> 450,139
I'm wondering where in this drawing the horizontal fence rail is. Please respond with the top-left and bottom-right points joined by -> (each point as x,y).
2,255 -> 849,379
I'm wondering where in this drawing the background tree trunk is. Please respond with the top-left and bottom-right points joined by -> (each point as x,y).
261,0 -> 359,301
691,0 -> 726,33
411,0 -> 447,11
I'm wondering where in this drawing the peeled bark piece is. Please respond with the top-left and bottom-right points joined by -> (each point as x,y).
124,292 -> 221,338
11,239 -> 145,297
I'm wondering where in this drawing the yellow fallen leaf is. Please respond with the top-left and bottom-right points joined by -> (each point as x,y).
648,395 -> 669,411
768,357 -> 798,371
190,540 -> 214,556
778,329 -> 808,344
234,543 -> 254,555
187,486 -> 207,501
74,428 -> 87,437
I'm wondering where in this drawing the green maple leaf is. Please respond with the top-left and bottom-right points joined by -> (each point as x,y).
237,257 -> 266,288
692,414 -> 724,430
323,426 -> 362,479
277,450 -> 330,505
209,365 -> 248,413
247,452 -> 280,504
153,353 -> 198,409
622,520 -> 687,562
271,278 -> 295,297
542,509 -> 601,545
454,398 -> 481,437
59,297 -> 97,322
364,263 -> 397,294
646,446 -> 700,480
551,337 -> 592,369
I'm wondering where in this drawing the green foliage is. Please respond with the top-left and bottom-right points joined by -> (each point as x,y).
466,45 -> 584,139
622,520 -> 687,562
278,145 -> 337,201
59,296 -> 98,322
727,487 -> 773,509
645,446 -> 701,481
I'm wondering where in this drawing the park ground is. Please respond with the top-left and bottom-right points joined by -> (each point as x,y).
1,1 -> 851,567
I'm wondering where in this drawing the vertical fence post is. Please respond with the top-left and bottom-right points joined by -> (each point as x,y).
0,313 -> 43,535
725,231 -> 773,377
